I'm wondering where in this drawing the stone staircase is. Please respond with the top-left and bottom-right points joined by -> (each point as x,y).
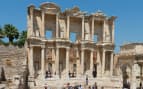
32,76 -> 122,89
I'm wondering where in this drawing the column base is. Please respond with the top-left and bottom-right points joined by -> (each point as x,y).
28,76 -> 35,87
55,75 -> 60,79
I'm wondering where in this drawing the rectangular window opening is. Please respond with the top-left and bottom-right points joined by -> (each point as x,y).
94,35 -> 98,42
46,30 -> 53,39
70,32 -> 77,42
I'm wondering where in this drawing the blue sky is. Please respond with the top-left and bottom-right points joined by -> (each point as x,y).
0,0 -> 143,52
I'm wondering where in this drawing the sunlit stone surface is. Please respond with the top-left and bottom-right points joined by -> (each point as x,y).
26,2 -> 122,89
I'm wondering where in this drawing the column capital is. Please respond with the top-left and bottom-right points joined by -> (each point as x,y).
92,16 -> 95,20
56,47 -> 59,50
82,16 -> 85,19
56,13 -> 60,16
102,48 -> 106,52
29,45 -> 34,48
66,47 -> 70,50
90,49 -> 94,52
41,45 -> 45,49
80,48 -> 85,51
41,9 -> 46,13
67,15 -> 70,18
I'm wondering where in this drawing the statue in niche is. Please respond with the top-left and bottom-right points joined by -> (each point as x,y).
60,31 -> 64,38
33,21 -> 40,37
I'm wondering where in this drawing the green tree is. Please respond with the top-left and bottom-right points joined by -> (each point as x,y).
17,30 -> 27,47
0,27 -> 4,38
4,24 -> 19,44
0,27 -> 5,45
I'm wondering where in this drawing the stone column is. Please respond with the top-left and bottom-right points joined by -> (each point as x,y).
41,10 -> 45,38
102,49 -> 105,76
56,14 -> 59,38
97,48 -> 101,77
81,49 -> 84,75
67,16 -> 70,39
27,14 -> 31,38
41,46 -> 45,79
112,22 -> 114,43
103,20 -> 106,42
29,6 -> 34,37
56,48 -> 59,78
82,16 -> 85,40
52,48 -> 55,77
28,46 -> 35,87
66,47 -> 70,78
110,52 -> 114,76
76,48 -> 80,77
141,65 -> 143,77
90,49 -> 94,77
91,16 -> 94,41
131,64 -> 137,89
29,46 -> 34,77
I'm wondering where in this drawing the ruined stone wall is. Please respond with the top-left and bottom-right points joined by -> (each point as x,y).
0,45 -> 27,89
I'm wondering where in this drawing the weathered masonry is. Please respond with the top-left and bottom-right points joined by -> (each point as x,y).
27,2 -> 121,89
115,43 -> 143,89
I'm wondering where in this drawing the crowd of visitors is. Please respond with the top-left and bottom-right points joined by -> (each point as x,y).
44,82 -> 98,89
63,82 -> 98,89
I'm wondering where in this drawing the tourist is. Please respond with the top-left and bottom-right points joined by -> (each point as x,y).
86,75 -> 88,85
44,83 -> 48,89
78,85 -> 83,89
92,82 -> 97,89
139,82 -> 143,89
66,83 -> 72,89
88,86 -> 91,89
101,86 -> 104,89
